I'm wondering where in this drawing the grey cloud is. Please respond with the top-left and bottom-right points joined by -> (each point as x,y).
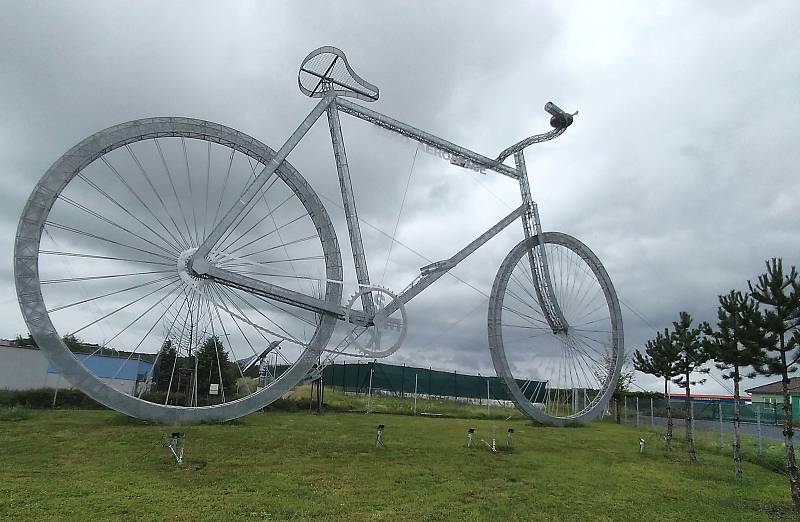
1,1 -> 799,395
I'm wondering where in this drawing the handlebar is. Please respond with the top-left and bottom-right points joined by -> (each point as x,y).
544,102 -> 575,129
494,101 -> 576,162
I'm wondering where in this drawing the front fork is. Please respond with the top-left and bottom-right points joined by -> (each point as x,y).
514,151 -> 569,334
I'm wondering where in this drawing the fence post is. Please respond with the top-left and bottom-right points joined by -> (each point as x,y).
487,378 -> 490,417
624,396 -> 628,424
401,364 -> 405,397
367,365 -> 374,414
650,398 -> 654,429
718,401 -> 724,450
636,397 -> 640,427
757,407 -> 763,457
413,373 -> 418,416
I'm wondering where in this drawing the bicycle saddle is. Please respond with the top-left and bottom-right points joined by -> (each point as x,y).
298,46 -> 379,102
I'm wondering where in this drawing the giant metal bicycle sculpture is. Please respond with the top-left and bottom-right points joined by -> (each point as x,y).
14,47 -> 623,425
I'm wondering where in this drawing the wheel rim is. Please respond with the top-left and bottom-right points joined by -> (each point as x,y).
14,117 -> 343,424
488,232 -> 623,426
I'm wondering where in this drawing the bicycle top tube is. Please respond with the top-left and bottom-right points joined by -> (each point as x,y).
334,97 -> 519,179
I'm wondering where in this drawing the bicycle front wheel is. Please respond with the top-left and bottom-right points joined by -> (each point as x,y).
14,117 -> 343,424
487,232 -> 623,426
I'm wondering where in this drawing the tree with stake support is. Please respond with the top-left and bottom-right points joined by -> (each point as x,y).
671,311 -> 710,463
744,259 -> 800,510
634,329 -> 680,450
703,290 -> 763,479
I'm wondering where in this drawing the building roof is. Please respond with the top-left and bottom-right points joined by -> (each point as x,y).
746,378 -> 800,395
2,339 -> 156,362
47,353 -> 153,381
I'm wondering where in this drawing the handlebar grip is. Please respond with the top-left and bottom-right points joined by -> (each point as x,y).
544,101 -> 574,129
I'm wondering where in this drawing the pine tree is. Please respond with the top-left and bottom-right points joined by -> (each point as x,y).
704,290 -> 762,478
154,339 -> 177,392
194,335 -> 238,402
671,311 -> 709,462
634,329 -> 681,450
746,259 -> 800,509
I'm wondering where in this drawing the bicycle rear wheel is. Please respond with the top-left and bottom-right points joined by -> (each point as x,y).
14,117 -> 342,424
488,232 -> 623,426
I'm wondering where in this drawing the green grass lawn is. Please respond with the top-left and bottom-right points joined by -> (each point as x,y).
0,408 -> 795,521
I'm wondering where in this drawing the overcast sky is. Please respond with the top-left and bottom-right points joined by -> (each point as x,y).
1,1 -> 798,396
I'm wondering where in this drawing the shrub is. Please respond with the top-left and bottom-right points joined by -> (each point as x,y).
0,388 -> 105,409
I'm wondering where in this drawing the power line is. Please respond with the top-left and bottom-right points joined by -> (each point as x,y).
620,296 -> 735,395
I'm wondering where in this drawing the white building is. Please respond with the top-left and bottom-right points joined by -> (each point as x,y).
0,339 -> 153,395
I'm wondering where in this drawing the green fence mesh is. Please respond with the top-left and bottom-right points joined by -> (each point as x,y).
276,361 -> 549,402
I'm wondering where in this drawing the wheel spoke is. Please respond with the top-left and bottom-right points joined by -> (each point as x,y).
154,138 -> 195,247
125,144 -> 192,251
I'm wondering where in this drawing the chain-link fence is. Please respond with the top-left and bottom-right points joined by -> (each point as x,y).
606,396 -> 784,462
610,397 -> 780,426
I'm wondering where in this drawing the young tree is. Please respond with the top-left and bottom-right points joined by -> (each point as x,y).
746,259 -> 800,509
62,333 -> 83,352
704,290 -> 762,478
634,329 -> 681,450
615,362 -> 635,425
194,336 -> 239,401
154,339 -> 177,392
595,350 -> 634,424
671,311 -> 710,462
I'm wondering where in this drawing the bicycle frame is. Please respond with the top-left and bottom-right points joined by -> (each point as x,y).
191,92 -> 568,332
13,43 -> 620,426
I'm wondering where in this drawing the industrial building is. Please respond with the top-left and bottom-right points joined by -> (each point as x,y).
0,339 -> 153,395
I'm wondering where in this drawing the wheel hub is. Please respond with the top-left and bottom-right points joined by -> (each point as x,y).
176,248 -> 207,292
